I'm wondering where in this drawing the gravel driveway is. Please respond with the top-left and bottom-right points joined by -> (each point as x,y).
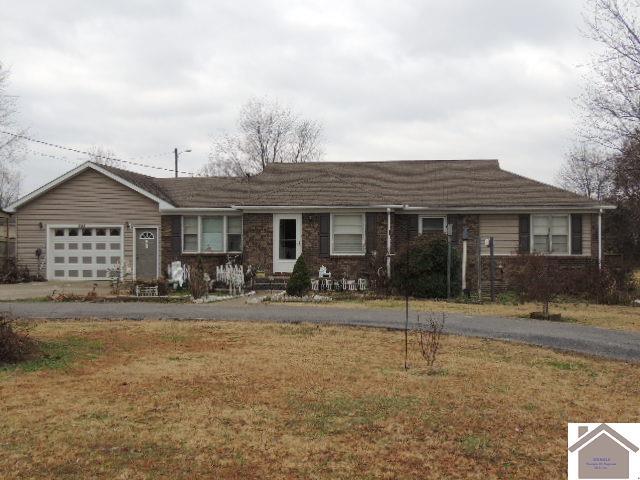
2,301 -> 639,363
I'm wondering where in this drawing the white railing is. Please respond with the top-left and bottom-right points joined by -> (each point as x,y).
216,264 -> 245,295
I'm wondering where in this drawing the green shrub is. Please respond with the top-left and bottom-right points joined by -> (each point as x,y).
286,256 -> 311,297
391,235 -> 460,299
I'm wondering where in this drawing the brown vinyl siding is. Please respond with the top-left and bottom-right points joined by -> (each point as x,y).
16,168 -> 161,278
479,215 -> 519,255
479,213 -> 593,257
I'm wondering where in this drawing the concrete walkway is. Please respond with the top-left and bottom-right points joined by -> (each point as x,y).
0,281 -> 112,301
1,301 -> 639,363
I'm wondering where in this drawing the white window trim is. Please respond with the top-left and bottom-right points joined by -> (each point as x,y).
181,215 -> 243,254
330,212 -> 366,256
418,215 -> 447,234
530,214 -> 572,255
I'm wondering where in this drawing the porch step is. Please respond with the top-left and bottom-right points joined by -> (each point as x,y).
252,276 -> 290,291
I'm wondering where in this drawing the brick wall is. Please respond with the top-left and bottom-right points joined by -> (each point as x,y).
160,216 -> 228,277
301,213 -> 390,279
242,213 -> 273,273
480,255 -> 598,296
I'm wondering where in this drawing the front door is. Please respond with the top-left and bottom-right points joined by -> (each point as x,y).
273,214 -> 302,273
135,228 -> 158,280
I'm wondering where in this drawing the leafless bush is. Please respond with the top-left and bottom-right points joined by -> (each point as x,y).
416,312 -> 446,367
189,257 -> 208,300
0,313 -> 39,364
0,258 -> 33,284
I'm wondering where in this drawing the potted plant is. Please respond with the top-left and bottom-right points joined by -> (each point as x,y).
255,265 -> 266,278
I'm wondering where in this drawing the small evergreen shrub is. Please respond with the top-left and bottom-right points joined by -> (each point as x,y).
391,235 -> 460,299
286,256 -> 311,297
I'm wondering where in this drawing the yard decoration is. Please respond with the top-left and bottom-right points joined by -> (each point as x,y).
286,256 -> 311,297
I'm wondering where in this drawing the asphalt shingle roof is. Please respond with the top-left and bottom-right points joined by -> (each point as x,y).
101,160 -> 604,209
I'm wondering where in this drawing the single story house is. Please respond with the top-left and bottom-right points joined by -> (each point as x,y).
6,159 -> 613,290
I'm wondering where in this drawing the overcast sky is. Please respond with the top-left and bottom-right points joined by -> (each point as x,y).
1,0 -> 595,194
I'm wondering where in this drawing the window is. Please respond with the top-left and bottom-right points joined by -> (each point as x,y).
139,231 -> 155,240
532,215 -> 569,254
331,214 -> 365,255
82,228 -> 92,236
420,216 -> 446,234
54,229 -> 64,237
68,229 -> 78,236
109,228 -> 121,236
181,215 -> 243,254
183,216 -> 198,252
201,217 -> 223,252
227,217 -> 242,252
96,228 -> 106,236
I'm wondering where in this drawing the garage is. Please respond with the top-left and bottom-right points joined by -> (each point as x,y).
48,226 -> 124,280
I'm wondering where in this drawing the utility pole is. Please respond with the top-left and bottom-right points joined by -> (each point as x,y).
174,148 -> 192,178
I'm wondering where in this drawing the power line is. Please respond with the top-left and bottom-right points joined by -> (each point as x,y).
23,147 -> 83,168
0,130 -> 197,176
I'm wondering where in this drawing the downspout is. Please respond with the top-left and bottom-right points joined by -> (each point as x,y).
386,207 -> 391,278
598,208 -> 603,270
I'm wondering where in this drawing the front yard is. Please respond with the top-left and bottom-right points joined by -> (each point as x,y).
1,320 -> 639,479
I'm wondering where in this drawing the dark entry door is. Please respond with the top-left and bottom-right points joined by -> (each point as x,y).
135,228 -> 158,279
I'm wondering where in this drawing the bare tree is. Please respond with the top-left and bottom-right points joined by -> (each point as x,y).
0,63 -> 23,208
86,145 -> 120,168
557,146 -> 614,200
202,98 -> 323,176
580,0 -> 640,149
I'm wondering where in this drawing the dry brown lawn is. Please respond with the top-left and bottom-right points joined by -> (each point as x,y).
322,297 -> 640,332
1,320 -> 639,479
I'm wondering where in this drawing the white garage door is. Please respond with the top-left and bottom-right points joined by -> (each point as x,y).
48,226 -> 124,280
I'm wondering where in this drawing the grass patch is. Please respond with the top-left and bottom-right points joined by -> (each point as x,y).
288,393 -> 419,436
0,335 -> 103,373
323,296 -> 640,332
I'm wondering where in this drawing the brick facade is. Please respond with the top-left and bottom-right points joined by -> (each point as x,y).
242,213 -> 273,273
160,211 -> 602,293
300,212 -> 390,280
160,216 -> 228,277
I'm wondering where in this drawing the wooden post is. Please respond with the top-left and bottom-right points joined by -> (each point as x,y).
489,236 -> 495,302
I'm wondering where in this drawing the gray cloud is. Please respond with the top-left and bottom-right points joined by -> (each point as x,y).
0,0 -> 592,193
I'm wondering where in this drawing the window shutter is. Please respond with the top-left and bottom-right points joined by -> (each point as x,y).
319,213 -> 330,257
366,213 -> 377,254
408,215 -> 419,240
171,216 -> 182,258
571,214 -> 583,255
518,214 -> 530,254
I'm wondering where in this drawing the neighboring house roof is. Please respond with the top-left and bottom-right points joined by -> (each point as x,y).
569,424 -> 639,453
9,159 -> 613,212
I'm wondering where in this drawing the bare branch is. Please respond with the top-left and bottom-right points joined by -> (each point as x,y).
201,98 -> 324,176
